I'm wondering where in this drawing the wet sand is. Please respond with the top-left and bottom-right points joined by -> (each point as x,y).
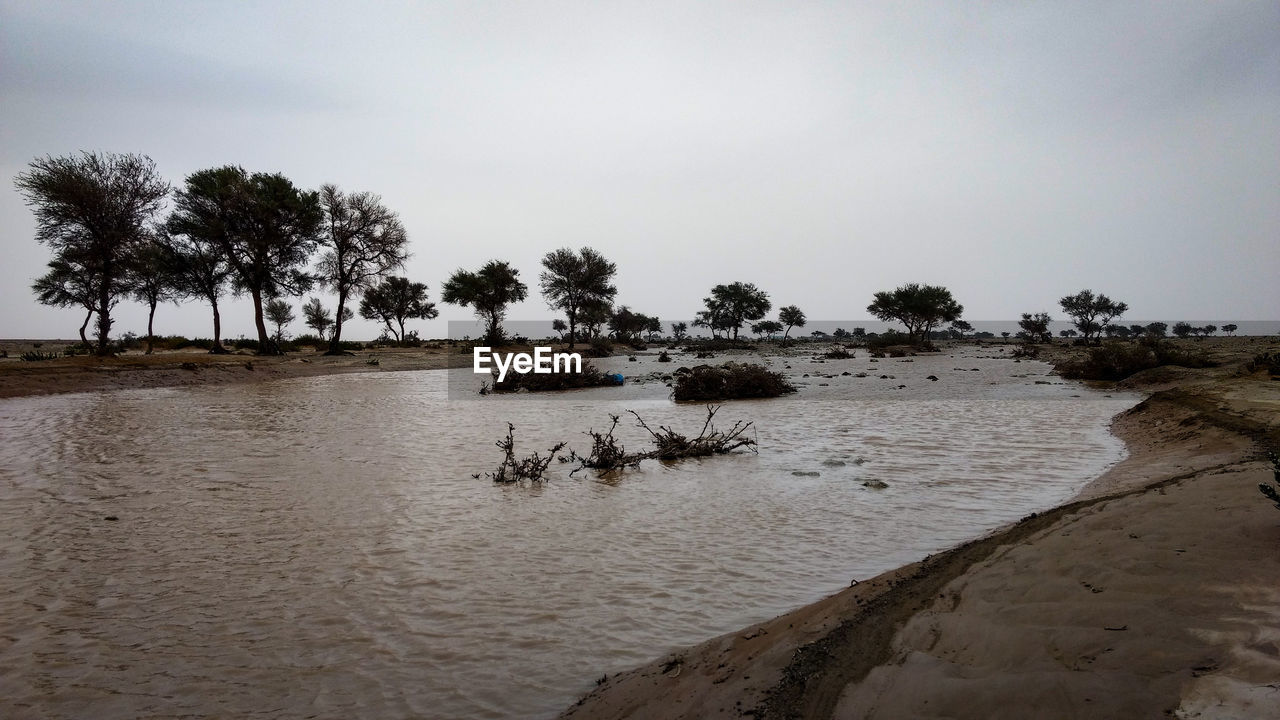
560,344 -> 1280,719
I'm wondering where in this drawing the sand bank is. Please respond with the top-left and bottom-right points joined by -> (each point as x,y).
561,355 -> 1280,719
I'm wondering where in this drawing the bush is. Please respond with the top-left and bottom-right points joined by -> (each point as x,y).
586,337 -> 613,357
1247,352 -> 1280,377
20,350 -> 61,361
824,348 -> 854,359
671,362 -> 796,402
1057,340 -> 1213,381
866,331 -> 913,352
491,360 -> 618,393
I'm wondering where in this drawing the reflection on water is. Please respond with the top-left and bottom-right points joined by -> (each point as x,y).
0,348 -> 1137,719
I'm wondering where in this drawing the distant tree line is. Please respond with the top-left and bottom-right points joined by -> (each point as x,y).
17,152 -> 1248,357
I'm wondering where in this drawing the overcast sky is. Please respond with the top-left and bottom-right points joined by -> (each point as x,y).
2,0 -> 1277,340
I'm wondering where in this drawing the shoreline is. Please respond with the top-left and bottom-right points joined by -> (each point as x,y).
559,354 -> 1280,719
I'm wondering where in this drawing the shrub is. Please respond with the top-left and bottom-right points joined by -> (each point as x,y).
1247,352 -> 1280,377
824,348 -> 854,359
491,360 -> 618,393
20,350 -> 61,361
671,362 -> 796,402
1057,340 -> 1213,381
586,337 -> 613,357
866,331 -> 913,352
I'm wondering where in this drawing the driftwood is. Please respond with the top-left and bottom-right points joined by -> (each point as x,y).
571,405 -> 757,476
487,423 -> 567,483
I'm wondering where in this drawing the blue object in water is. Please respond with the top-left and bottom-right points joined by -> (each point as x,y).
607,373 -> 625,386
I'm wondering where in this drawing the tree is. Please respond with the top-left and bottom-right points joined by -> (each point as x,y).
1059,290 -> 1128,345
752,320 -> 783,339
949,320 -> 973,338
1060,329 -> 1078,338
127,235 -> 181,354
608,306 -> 649,343
867,284 -> 963,346
645,315 -> 662,341
1128,324 -> 1147,339
300,297 -> 332,340
1202,324 -> 1218,337
359,276 -> 438,343
315,185 -> 409,354
1018,313 -> 1053,343
32,255 -> 98,346
159,227 -> 233,352
1105,324 -> 1131,339
578,298 -> 612,340
539,247 -> 617,349
15,152 -> 169,355
670,321 -> 688,342
551,318 -> 568,341
442,260 -> 528,345
1145,322 -> 1168,338
265,299 -> 296,342
778,305 -> 806,342
168,166 -> 322,355
702,282 -> 771,340
1172,321 -> 1194,338
1223,323 -> 1238,336
693,299 -> 730,338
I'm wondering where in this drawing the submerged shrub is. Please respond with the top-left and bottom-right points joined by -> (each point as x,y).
491,359 -> 618,393
671,362 -> 796,402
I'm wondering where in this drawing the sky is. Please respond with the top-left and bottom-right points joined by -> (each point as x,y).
2,0 -> 1277,341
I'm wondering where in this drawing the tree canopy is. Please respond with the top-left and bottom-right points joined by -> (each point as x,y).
359,276 -> 438,344
539,246 -> 617,349
702,282 -> 771,340
15,152 -> 169,355
1059,290 -> 1127,344
442,260 -> 528,345
866,283 -> 963,346
316,184 -> 408,354
778,305 -> 806,341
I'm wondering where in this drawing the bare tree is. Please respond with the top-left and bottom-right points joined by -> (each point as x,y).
15,152 -> 169,355
315,185 -> 409,354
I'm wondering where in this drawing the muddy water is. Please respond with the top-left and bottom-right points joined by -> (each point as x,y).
0,348 -> 1138,719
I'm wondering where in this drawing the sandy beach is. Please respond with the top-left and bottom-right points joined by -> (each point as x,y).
556,339 -> 1280,719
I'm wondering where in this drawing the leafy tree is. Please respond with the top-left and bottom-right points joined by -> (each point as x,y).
1222,323 -> 1238,335
316,185 -> 409,354
359,276 -> 438,343
32,256 -> 98,346
1172,321 -> 1194,338
539,247 -> 617,348
833,328 -> 850,338
1145,322 -> 1168,338
1128,324 -> 1146,339
867,284 -> 963,346
852,328 -> 866,338
645,315 -> 662,341
159,227 -> 234,352
608,306 -> 650,343
1202,324 -> 1218,337
1059,290 -> 1127,344
301,298 -> 331,340
168,166 -> 323,354
127,236 -> 181,354
752,320 -> 784,339
552,318 -> 568,341
692,299 -> 730,338
1001,331 -> 1011,340
1105,324 -> 1131,339
578,298 -> 612,340
265,299 -> 296,342
702,282 -> 771,340
1060,329 -> 1078,338
950,320 -> 973,338
16,152 -> 169,355
442,260 -> 528,345
670,321 -> 688,342
778,305 -> 806,342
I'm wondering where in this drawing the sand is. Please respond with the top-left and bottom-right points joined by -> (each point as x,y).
560,343 -> 1280,720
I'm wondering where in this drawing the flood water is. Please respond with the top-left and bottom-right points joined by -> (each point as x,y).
0,347 -> 1138,719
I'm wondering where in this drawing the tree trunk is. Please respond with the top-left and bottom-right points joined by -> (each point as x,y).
251,289 -> 275,354
79,309 -> 93,346
327,290 -> 347,355
487,312 -> 501,346
567,308 -> 577,350
210,299 -> 227,353
396,319 -> 406,345
145,300 -> 157,354
96,273 -> 112,356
